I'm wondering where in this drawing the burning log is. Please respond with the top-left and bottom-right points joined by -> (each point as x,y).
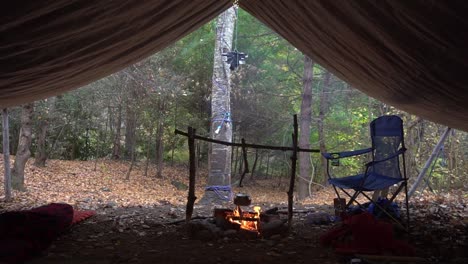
213,205 -> 287,239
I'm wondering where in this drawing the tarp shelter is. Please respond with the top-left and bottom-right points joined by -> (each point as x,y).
1,0 -> 467,131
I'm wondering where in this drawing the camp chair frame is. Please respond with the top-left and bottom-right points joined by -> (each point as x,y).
323,115 -> 410,230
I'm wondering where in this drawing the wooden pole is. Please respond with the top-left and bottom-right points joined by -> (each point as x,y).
408,127 -> 452,199
238,138 -> 249,187
186,127 -> 197,223
287,115 -> 299,229
2,108 -> 12,201
175,129 -> 319,153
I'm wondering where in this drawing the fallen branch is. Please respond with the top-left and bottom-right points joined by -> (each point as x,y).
166,216 -> 211,225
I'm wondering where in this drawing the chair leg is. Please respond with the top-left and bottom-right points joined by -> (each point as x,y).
361,192 -> 406,230
340,188 -> 360,207
332,185 -> 341,200
386,184 -> 405,205
404,182 -> 410,231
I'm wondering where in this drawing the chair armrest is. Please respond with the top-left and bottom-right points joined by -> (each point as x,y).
322,147 -> 372,159
365,148 -> 406,167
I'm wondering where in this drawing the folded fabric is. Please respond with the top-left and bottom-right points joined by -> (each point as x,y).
0,203 -> 95,263
320,212 -> 414,256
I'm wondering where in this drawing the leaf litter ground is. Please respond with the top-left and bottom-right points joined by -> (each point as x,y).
0,157 -> 466,263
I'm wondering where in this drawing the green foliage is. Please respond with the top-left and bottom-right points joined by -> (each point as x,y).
2,10 -> 465,191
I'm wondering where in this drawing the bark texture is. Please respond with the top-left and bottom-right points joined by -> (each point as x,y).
297,56 -> 314,200
202,7 -> 236,203
2,108 -> 12,201
112,104 -> 122,159
318,71 -> 330,183
12,103 -> 34,191
34,97 -> 56,167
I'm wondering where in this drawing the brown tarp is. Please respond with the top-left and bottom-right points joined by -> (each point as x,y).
1,1 -> 468,131
0,0 -> 231,107
240,0 -> 468,131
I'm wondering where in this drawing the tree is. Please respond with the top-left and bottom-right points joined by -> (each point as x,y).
112,104 -> 123,159
2,108 -> 12,201
34,97 -> 56,167
297,56 -> 314,200
317,70 -> 331,182
202,7 -> 237,203
12,103 -> 34,191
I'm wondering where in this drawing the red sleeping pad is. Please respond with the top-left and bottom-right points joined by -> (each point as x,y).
0,203 -> 95,263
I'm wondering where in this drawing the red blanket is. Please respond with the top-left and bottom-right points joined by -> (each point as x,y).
0,203 -> 95,263
320,212 -> 414,256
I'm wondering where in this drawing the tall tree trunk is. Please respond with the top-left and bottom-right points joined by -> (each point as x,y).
250,149 -> 259,180
318,70 -> 330,183
144,127 -> 153,177
34,97 -> 56,167
112,104 -> 122,159
124,104 -> 137,160
266,154 -> 271,178
202,7 -> 236,203
233,145 -> 239,177
298,56 -> 314,200
2,108 -> 12,201
155,115 -> 164,178
126,145 -> 135,180
12,103 -> 34,191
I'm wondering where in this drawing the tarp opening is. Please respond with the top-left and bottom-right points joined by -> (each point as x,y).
1,0 -> 467,131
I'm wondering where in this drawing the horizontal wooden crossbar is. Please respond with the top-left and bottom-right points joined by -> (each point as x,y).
175,129 -> 319,153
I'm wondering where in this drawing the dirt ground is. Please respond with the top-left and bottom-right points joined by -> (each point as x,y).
0,158 -> 467,264
24,200 -> 467,264
26,205 -> 341,264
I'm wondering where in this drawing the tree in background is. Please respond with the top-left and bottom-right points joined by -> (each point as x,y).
297,56 -> 314,200
0,9 -> 465,196
34,97 -> 57,167
11,103 -> 34,191
2,108 -> 12,201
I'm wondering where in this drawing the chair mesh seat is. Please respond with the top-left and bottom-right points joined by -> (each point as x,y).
328,173 -> 403,191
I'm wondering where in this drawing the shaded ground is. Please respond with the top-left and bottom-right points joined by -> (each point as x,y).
0,158 -> 467,263
26,205 -> 340,264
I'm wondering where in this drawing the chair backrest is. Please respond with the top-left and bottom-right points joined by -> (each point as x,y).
369,115 -> 404,178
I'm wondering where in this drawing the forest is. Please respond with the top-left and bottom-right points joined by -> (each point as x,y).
0,8 -> 467,264
2,9 -> 466,194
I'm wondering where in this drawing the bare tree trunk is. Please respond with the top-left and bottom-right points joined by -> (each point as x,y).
250,149 -> 259,180
202,6 -> 236,203
297,56 -> 314,200
124,104 -> 137,160
112,104 -> 122,159
318,70 -> 330,183
257,152 -> 264,178
155,116 -> 164,178
171,100 -> 178,166
233,145 -> 239,177
266,154 -> 271,178
2,108 -> 12,201
144,128 -> 153,177
12,103 -> 34,191
126,145 -> 135,180
34,97 -> 56,167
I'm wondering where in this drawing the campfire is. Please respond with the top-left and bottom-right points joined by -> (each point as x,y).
188,194 -> 287,240
225,205 -> 262,233
212,193 -> 287,238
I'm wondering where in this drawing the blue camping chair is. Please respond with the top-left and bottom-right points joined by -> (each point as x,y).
323,115 -> 409,229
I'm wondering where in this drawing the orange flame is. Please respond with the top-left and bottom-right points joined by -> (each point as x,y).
227,206 -> 262,232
